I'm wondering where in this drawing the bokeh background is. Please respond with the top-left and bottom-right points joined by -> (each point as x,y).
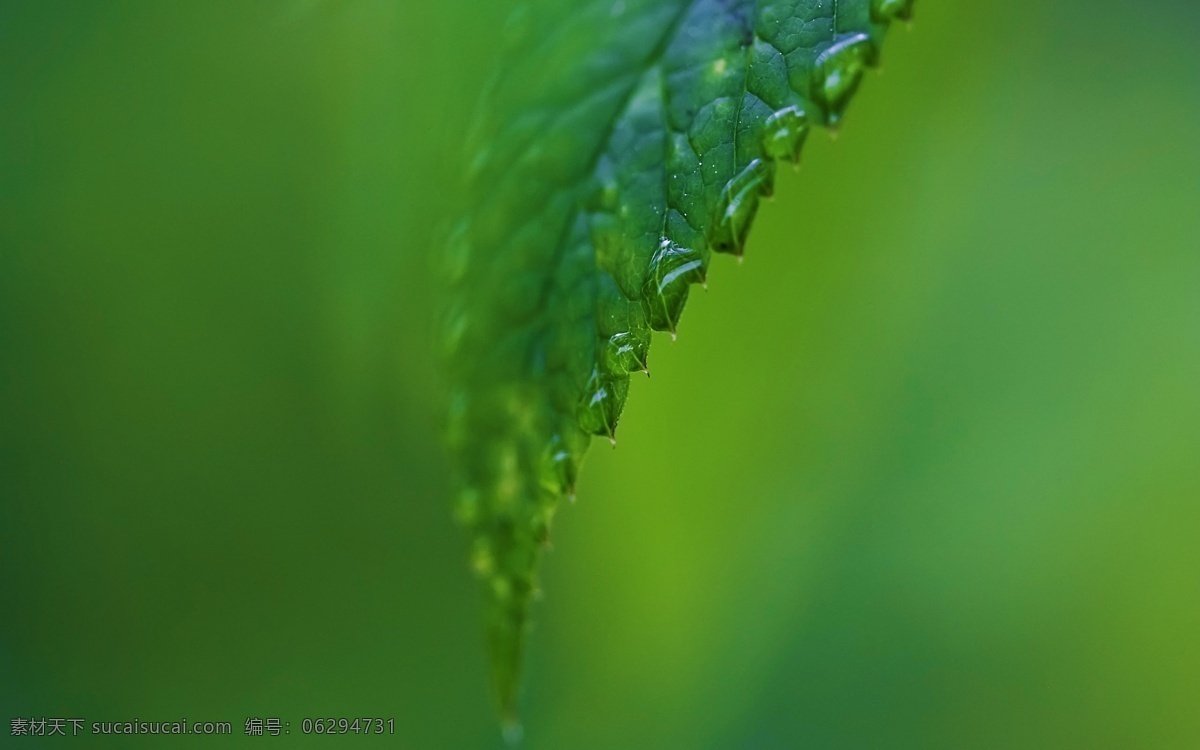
3,1 -> 1198,747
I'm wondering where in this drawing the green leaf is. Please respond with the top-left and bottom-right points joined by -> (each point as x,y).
441,0 -> 914,728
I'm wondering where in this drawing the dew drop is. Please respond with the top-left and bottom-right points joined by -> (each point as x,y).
812,33 -> 878,126
870,0 -> 915,23
601,330 -> 650,375
711,159 -> 773,256
761,106 -> 809,164
641,239 -> 705,332
576,368 -> 629,438
539,433 -> 578,496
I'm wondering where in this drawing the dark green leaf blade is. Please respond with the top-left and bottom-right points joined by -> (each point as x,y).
441,0 -> 912,727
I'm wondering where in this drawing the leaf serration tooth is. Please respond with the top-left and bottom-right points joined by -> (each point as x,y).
576,367 -> 629,439
539,432 -> 580,498
761,105 -> 810,164
812,32 -> 880,127
641,239 -> 705,332
710,158 -> 774,256
601,330 -> 650,375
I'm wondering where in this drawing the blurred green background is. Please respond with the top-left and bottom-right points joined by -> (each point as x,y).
2,1 -> 1198,747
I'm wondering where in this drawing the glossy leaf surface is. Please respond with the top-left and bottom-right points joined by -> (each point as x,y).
441,0 -> 914,724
